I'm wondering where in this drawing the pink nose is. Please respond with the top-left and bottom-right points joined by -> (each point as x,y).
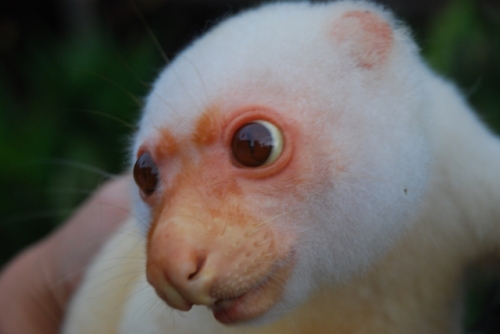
147,243 -> 216,311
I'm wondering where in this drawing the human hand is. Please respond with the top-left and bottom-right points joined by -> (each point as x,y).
0,175 -> 131,334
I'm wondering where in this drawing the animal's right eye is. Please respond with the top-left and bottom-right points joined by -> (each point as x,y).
133,152 -> 159,196
231,120 -> 283,168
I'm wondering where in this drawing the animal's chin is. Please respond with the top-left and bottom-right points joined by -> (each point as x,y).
150,244 -> 296,324
210,250 -> 296,324
210,273 -> 278,324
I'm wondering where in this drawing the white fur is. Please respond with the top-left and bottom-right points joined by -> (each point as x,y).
63,1 -> 500,333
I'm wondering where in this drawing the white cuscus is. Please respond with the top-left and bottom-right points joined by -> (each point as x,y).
133,1 -> 432,317
65,1 -> 500,332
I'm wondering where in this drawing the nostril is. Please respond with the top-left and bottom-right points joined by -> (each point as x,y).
188,255 -> 206,280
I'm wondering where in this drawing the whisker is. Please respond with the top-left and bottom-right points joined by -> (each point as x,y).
128,0 -> 170,66
134,291 -> 164,320
82,253 -> 145,284
150,90 -> 177,113
73,108 -> 137,130
32,158 -> 116,179
118,229 -> 146,239
1,209 -> 74,225
31,256 -> 64,327
126,284 -> 164,315
158,304 -> 176,328
28,289 -> 60,327
247,207 -> 301,236
32,187 -> 95,196
221,218 -> 228,236
81,270 -> 146,300
83,69 -> 144,108
53,264 -> 144,295
180,55 -> 209,105
170,213 -> 205,226
117,52 -> 153,91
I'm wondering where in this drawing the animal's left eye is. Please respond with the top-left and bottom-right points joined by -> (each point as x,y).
133,152 -> 159,196
231,120 -> 283,168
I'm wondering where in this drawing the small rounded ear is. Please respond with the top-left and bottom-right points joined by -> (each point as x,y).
330,10 -> 394,69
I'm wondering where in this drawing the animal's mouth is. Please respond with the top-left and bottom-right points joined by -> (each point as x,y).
209,251 -> 295,324
210,271 -> 276,324
147,216 -> 297,325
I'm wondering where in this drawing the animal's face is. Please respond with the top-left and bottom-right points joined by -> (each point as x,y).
131,2 -> 430,325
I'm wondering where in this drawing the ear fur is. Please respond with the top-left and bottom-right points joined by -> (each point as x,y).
330,10 -> 394,69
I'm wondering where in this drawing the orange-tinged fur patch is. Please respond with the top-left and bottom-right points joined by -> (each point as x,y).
144,104 -> 301,321
146,149 -> 295,320
147,107 -> 240,247
145,101 -> 329,256
331,10 -> 393,69
192,105 -> 222,146
154,127 -> 179,158
147,152 -> 248,244
153,105 -> 224,163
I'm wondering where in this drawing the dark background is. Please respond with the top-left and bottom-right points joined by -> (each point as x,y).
1,0 -> 499,331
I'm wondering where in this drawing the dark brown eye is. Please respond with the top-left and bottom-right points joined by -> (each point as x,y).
231,120 -> 283,167
133,152 -> 159,196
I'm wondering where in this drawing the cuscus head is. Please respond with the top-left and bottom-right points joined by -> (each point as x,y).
131,1 -> 430,325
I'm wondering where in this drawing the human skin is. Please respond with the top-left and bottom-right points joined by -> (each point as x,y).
0,175 -> 131,334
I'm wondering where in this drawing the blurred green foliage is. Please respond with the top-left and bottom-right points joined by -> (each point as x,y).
0,30 -> 161,265
424,0 -> 500,133
0,0 -> 499,330
0,0 -> 226,266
